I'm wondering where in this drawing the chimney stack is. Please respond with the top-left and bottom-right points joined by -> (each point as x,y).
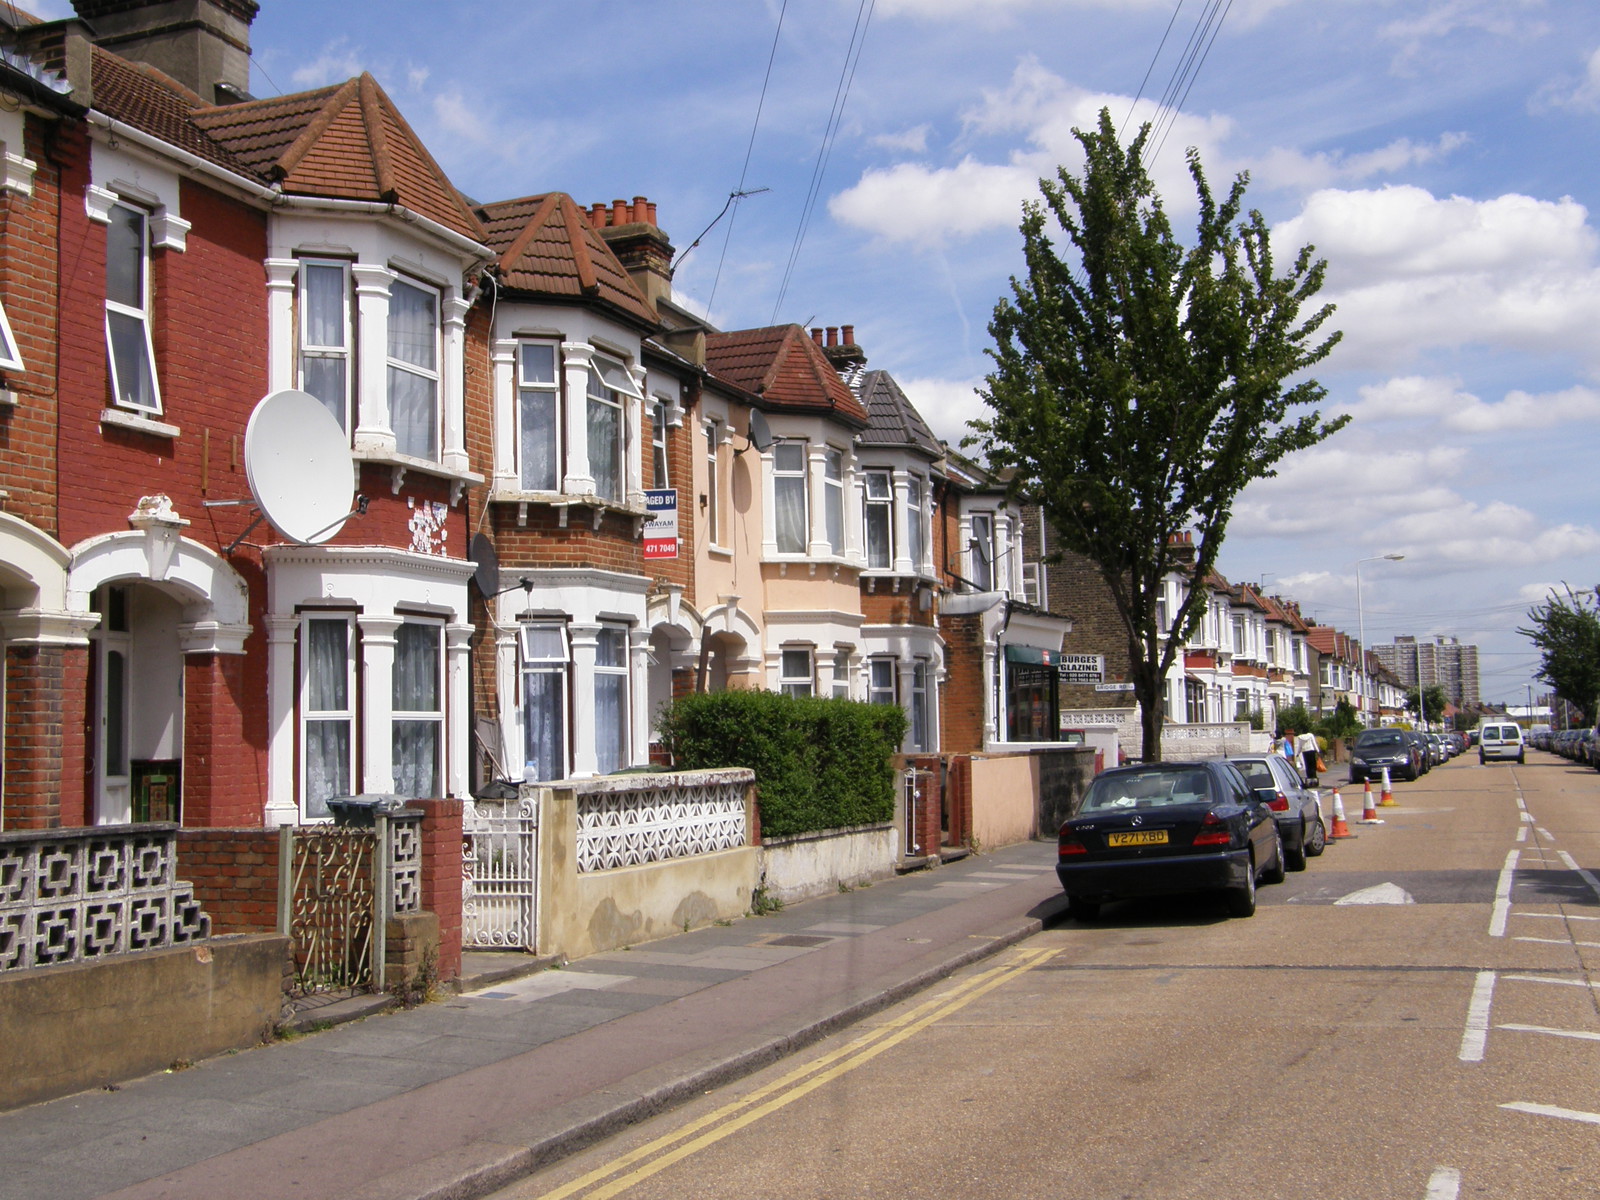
593,193 -> 677,309
71,0 -> 258,104
817,321 -> 867,370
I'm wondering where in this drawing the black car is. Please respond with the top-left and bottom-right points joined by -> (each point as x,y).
1350,728 -> 1417,783
1057,760 -> 1285,921
1228,753 -> 1327,871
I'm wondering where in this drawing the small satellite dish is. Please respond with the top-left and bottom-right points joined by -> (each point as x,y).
748,410 -> 775,453
469,532 -> 499,598
244,390 -> 354,544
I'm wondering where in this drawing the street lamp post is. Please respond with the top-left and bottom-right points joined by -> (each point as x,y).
1355,554 -> 1405,725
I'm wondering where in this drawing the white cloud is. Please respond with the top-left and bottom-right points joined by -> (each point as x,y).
871,124 -> 932,153
877,0 -> 1292,24
1536,45 -> 1600,111
1381,0 -> 1549,70
291,40 -> 366,88
1253,133 -> 1469,192
1341,377 -> 1600,433
1274,186 -> 1600,369
407,65 -> 431,92
898,376 -> 986,445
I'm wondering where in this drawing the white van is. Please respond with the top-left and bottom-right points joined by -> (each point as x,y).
1478,722 -> 1525,764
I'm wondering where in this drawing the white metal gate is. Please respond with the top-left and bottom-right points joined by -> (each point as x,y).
462,797 -> 538,949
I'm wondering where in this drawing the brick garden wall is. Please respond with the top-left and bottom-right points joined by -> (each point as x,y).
176,828 -> 280,936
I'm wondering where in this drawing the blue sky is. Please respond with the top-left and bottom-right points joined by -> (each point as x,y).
53,0 -> 1600,704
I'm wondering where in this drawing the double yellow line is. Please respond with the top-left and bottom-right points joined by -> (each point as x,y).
533,945 -> 1060,1199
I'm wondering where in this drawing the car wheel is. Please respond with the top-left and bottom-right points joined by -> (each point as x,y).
1305,816 -> 1327,857
1226,856 -> 1258,918
1518,752 -> 1525,764
1068,896 -> 1100,923
1262,827 -> 1287,884
1286,821 -> 1309,871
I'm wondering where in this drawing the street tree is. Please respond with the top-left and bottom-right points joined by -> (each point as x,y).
973,109 -> 1345,761
1404,685 -> 1449,726
1519,586 -> 1600,726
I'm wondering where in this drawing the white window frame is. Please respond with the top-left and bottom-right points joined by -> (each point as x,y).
969,512 -> 995,591
868,658 -> 897,705
864,469 -> 893,569
0,293 -> 22,372
520,622 -> 570,782
297,257 -> 352,432
594,624 -> 631,775
773,440 -> 809,555
300,614 -> 356,821
780,646 -> 814,698
704,418 -> 723,547
105,200 -> 161,414
823,448 -> 844,555
392,619 -> 444,800
386,276 -> 441,460
650,398 -> 670,490
517,339 -> 561,491
832,649 -> 851,699
587,357 -> 633,504
907,475 -> 925,572
910,659 -> 930,751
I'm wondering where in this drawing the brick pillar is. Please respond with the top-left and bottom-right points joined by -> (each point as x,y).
61,644 -> 91,828
3,644 -> 66,828
946,755 -> 973,849
183,654 -> 260,827
412,797 -> 464,984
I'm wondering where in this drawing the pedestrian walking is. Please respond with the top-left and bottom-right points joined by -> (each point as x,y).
1279,728 -> 1297,761
1296,729 -> 1321,784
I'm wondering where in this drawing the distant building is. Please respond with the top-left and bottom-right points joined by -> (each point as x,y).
1373,636 -> 1481,708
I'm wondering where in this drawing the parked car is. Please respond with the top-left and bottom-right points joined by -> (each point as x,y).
1426,733 -> 1449,764
1350,728 -> 1418,783
1405,730 -> 1432,774
1057,760 -> 1284,921
1228,753 -> 1327,871
1478,721 -> 1525,764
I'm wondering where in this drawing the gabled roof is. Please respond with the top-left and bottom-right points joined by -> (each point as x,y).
704,325 -> 868,425
90,46 -> 257,177
855,370 -> 942,460
475,192 -> 657,329
194,73 -> 484,243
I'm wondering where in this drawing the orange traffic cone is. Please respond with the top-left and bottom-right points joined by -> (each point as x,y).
1380,767 -> 1397,807
1359,780 -> 1384,824
1329,788 -> 1351,839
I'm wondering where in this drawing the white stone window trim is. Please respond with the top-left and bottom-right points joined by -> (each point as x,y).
85,183 -> 189,251
296,256 -> 354,433
299,611 -> 357,822
100,199 -> 164,417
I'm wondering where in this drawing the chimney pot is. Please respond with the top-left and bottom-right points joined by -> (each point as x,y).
632,196 -> 648,224
646,202 -> 657,226
826,327 -> 838,347
842,324 -> 855,346
590,202 -> 606,228
612,199 -> 628,226
811,328 -> 824,345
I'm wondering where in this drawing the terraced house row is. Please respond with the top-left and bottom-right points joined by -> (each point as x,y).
0,1 -> 1403,837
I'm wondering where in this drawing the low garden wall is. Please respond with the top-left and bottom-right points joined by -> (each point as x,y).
759,822 -> 898,906
970,754 -> 1038,848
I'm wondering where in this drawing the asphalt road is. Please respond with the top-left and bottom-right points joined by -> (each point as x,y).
491,752 -> 1600,1200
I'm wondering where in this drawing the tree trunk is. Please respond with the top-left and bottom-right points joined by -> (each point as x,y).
1132,665 -> 1164,762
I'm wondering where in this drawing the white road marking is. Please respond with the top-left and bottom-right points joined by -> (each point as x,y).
1511,913 -> 1600,922
1425,1167 -> 1461,1200
1489,849 -> 1519,937
1504,973 -> 1600,989
1515,825 -> 1528,843
1520,811 -> 1535,823
1333,882 -> 1415,905
1515,795 -> 1526,812
1537,828 -> 1552,839
1459,971 -> 1496,1062
1496,1023 -> 1600,1043
1501,1101 -> 1600,1126
1514,937 -> 1600,948
1555,850 -> 1600,903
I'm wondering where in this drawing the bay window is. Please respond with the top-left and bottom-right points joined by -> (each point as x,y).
868,658 -> 896,705
299,259 -> 351,430
392,622 -> 443,799
301,616 -> 354,819
970,513 -> 995,591
774,441 -> 808,554
518,340 -> 560,491
907,476 -> 925,570
832,649 -> 851,699
823,448 -> 844,554
650,399 -> 669,489
594,625 -> 629,775
587,357 -> 638,503
388,278 -> 440,460
521,623 -> 568,782
910,660 -> 930,751
105,201 -> 160,413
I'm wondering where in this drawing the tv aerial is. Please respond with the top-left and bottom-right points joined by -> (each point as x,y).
205,389 -> 366,552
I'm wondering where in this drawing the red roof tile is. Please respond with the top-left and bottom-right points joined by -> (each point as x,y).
476,192 -> 657,328
704,325 -> 867,424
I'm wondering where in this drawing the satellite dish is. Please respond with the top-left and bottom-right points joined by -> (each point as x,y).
244,390 -> 354,544
469,532 -> 499,597
748,410 -> 774,453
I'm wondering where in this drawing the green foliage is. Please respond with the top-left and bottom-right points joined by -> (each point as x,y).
972,108 -> 1344,761
1404,685 -> 1449,723
1315,698 -> 1363,741
1245,707 -> 1266,731
1275,702 -> 1315,739
1520,586 -> 1600,726
657,690 -> 907,838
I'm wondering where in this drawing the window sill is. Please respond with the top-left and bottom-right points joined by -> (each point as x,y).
101,407 -> 179,438
489,488 -> 646,517
355,448 -> 484,502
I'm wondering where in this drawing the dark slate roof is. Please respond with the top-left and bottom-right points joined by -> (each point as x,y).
475,192 -> 657,328
704,325 -> 868,425
854,370 -> 942,459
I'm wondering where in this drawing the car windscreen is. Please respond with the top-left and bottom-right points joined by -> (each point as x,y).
1079,767 -> 1212,812
1354,731 -> 1404,748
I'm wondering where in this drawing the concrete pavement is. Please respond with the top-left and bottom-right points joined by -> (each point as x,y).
0,840 -> 1067,1200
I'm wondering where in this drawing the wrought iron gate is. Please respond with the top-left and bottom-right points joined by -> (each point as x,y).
462,796 -> 538,949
